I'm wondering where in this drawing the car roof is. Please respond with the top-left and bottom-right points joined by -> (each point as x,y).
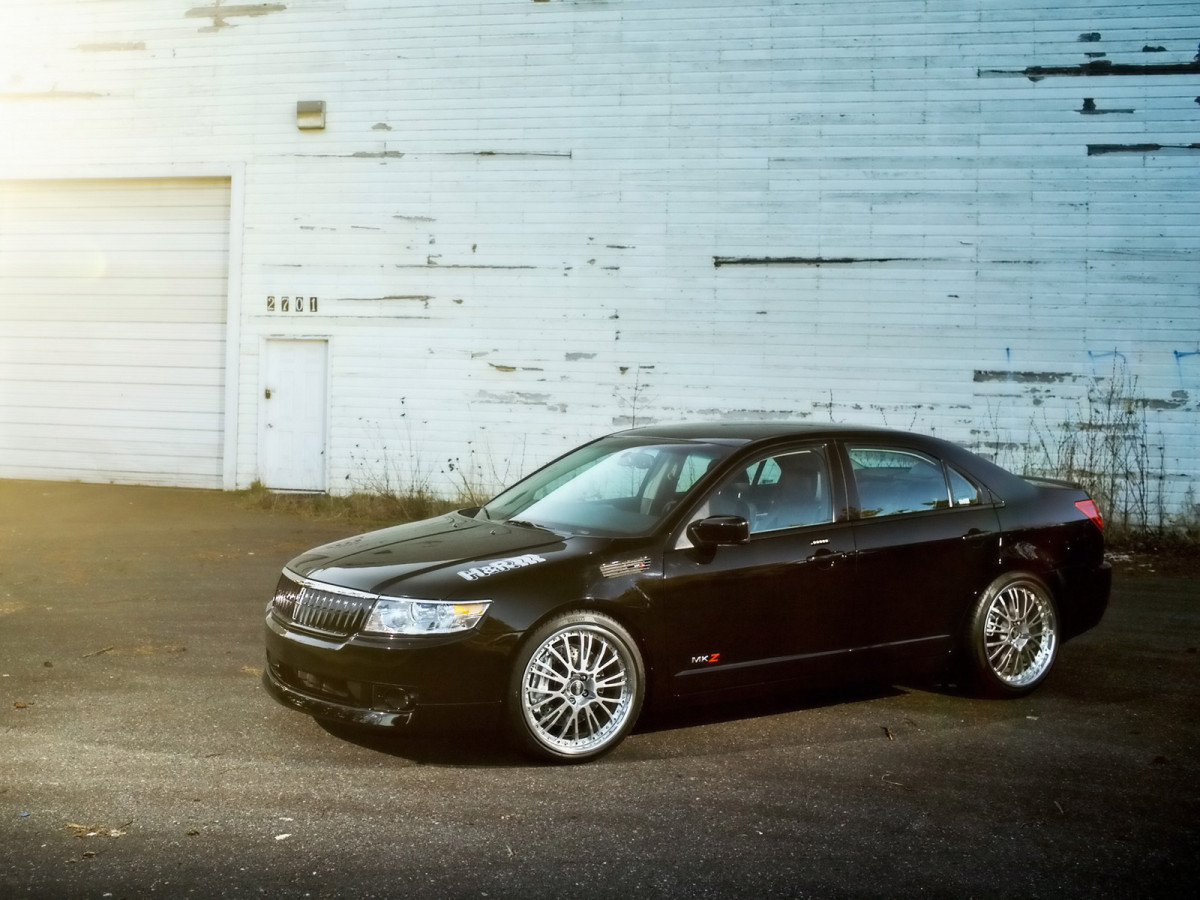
612,421 -> 1032,496
615,421 -> 900,444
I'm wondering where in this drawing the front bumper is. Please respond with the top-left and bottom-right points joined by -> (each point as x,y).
263,613 -> 509,732
264,663 -> 415,727
263,660 -> 501,731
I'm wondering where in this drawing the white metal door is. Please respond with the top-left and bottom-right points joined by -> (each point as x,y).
260,339 -> 328,492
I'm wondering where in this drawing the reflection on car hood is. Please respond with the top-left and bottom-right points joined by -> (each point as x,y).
285,513 -> 568,597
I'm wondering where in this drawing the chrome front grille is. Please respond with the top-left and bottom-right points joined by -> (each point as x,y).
272,571 -> 375,637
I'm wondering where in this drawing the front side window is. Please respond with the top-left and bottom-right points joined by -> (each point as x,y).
848,447 -> 950,518
687,446 -> 833,536
479,437 -> 735,537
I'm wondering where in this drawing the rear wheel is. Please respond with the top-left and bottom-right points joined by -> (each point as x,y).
505,611 -> 644,763
962,573 -> 1059,697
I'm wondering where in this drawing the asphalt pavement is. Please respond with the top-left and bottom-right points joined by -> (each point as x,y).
1,479 -> 1197,899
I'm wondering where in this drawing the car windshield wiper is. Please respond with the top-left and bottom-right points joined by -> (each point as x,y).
505,519 -> 545,530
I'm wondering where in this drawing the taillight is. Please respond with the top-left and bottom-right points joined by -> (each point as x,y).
1075,499 -> 1104,531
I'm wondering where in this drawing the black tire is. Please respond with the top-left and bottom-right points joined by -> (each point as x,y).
961,572 -> 1059,697
504,611 -> 645,763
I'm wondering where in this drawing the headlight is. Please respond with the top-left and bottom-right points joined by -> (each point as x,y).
363,598 -> 491,635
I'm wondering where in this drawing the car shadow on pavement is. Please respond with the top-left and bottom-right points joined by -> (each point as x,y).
314,719 -> 529,767
312,682 -> 914,766
635,682 -> 910,735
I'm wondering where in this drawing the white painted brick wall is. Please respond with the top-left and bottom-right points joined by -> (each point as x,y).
1,0 -> 1196,522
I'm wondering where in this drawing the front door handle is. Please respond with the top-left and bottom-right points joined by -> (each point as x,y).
811,547 -> 842,569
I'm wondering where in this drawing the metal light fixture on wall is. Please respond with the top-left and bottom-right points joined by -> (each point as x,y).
296,100 -> 326,130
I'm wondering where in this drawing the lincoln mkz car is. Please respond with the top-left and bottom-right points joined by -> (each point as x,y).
264,423 -> 1111,762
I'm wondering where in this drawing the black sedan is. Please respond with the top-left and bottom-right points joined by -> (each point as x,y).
264,423 -> 1111,762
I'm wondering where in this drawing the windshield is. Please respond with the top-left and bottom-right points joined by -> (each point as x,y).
478,436 -> 736,537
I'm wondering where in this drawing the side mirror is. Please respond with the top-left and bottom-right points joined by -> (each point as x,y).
686,515 -> 750,551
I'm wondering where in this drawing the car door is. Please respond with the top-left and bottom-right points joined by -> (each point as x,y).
649,443 -> 859,697
844,443 -> 1002,679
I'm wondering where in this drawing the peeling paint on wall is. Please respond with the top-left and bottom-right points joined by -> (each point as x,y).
289,151 -> 405,159
453,150 -> 573,159
693,408 -> 813,421
1088,143 -> 1200,155
76,43 -> 146,52
974,371 -> 1074,384
714,256 -> 902,267
1080,98 -> 1135,115
476,391 -> 555,406
393,263 -> 537,271
981,59 -> 1200,81
186,4 -> 287,32
1134,392 -> 1190,411
0,91 -> 104,101
488,364 -> 544,374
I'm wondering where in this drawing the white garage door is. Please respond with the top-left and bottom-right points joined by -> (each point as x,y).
0,177 -> 231,488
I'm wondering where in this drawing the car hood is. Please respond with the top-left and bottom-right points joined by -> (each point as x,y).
285,512 -> 573,598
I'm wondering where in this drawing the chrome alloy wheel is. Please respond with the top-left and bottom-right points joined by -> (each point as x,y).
519,623 -> 639,758
982,580 -> 1058,688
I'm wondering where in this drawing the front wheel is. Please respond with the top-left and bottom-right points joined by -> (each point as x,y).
505,611 -> 645,763
962,573 -> 1059,697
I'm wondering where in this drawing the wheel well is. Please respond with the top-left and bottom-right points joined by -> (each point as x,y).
520,602 -> 657,683
952,569 -> 1059,651
1000,541 -> 1067,591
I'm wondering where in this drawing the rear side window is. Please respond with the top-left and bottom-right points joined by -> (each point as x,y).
848,447 -> 950,518
947,465 -> 983,507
